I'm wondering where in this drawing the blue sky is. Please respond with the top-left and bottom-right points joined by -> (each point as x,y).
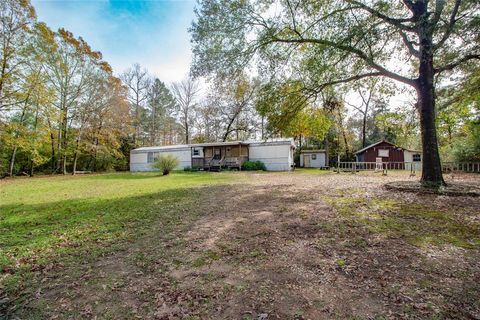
32,0 -> 196,83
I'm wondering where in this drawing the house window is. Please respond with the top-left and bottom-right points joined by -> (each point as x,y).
193,148 -> 200,156
147,152 -> 154,163
413,154 -> 421,162
311,154 -> 317,160
378,149 -> 389,157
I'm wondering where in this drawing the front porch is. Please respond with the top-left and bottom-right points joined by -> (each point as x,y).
191,142 -> 249,171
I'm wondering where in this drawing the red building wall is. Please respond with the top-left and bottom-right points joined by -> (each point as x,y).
359,141 -> 405,163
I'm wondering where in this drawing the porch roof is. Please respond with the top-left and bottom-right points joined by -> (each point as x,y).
189,141 -> 249,148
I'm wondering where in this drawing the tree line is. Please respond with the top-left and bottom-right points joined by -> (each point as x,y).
190,0 -> 479,186
1,0 -> 479,181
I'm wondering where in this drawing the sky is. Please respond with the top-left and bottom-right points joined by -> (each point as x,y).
32,0 -> 196,84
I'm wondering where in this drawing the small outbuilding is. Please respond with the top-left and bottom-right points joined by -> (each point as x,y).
299,150 -> 328,168
354,140 -> 422,170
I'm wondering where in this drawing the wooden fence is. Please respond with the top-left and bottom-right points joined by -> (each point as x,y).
440,162 -> 480,173
337,162 -> 480,173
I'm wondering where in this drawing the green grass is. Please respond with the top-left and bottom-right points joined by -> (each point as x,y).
0,171 -> 241,302
324,189 -> 480,248
292,168 -> 333,175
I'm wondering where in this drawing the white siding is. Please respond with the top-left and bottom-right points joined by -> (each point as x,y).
404,150 -> 422,171
301,152 -> 326,168
130,139 -> 295,172
249,144 -> 293,171
130,147 -> 192,171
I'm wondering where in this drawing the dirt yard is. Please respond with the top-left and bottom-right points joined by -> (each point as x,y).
5,171 -> 480,319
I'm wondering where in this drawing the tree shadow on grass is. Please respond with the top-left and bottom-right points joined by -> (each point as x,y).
0,184 -> 227,317
83,172 -> 162,180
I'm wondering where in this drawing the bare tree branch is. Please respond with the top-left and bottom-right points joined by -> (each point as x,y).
309,72 -> 383,93
400,31 -> 420,57
268,36 -> 417,86
434,0 -> 462,50
345,0 -> 414,32
434,53 -> 480,74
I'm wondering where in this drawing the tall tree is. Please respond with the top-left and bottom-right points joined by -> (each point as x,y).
42,28 -> 104,174
207,74 -> 259,141
146,78 -> 176,145
0,0 -> 36,111
191,0 -> 480,186
345,78 -> 393,148
121,63 -> 151,146
171,77 -> 200,144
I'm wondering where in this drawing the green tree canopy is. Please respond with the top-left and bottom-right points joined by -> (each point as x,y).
191,0 -> 480,186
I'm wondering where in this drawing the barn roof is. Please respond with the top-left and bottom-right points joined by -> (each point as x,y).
354,140 -> 398,155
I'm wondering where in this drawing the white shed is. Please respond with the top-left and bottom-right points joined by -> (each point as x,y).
300,150 -> 328,168
403,149 -> 422,171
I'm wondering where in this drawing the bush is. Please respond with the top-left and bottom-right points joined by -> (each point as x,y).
153,154 -> 179,175
242,160 -> 266,171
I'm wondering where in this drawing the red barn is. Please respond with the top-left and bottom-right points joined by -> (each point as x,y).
355,140 -> 422,170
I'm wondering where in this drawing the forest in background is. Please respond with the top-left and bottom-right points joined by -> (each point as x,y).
0,0 -> 478,177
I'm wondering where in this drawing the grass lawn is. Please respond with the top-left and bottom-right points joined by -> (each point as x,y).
1,170 -> 479,319
0,171 -> 241,315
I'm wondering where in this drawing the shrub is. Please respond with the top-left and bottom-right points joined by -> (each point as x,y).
242,160 -> 266,171
153,154 -> 179,175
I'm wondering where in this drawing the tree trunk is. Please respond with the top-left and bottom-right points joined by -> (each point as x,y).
29,103 -> 40,177
261,115 -> 264,140
29,159 -> 35,177
324,136 -> 329,166
362,113 -> 367,148
417,78 -> 444,185
8,103 -> 28,177
72,152 -> 78,175
50,132 -> 56,172
417,10 -> 445,186
8,146 -> 18,177
61,108 -> 68,175
72,136 -> 80,175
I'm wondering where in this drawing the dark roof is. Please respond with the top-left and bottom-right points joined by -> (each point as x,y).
354,140 -> 398,155
300,149 -> 326,153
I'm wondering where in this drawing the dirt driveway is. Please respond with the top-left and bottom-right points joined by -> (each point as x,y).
20,171 -> 480,319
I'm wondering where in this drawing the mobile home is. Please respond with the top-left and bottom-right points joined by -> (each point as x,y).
130,138 -> 295,172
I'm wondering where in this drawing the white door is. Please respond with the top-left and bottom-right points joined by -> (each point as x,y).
304,155 -> 311,167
